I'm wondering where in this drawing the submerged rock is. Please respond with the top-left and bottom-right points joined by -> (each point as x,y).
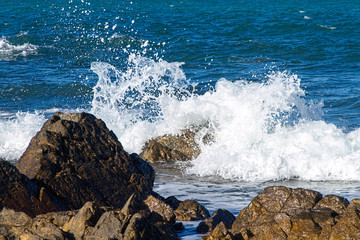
16,112 -> 155,210
231,186 -> 360,240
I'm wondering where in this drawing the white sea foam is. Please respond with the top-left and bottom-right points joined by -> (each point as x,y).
89,54 -> 360,182
0,112 -> 46,163
319,24 -> 337,30
0,37 -> 38,60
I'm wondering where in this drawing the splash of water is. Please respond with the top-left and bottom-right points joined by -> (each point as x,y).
89,55 -> 360,182
0,36 -> 38,60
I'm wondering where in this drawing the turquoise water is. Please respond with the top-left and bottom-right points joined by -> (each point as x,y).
1,1 -> 360,238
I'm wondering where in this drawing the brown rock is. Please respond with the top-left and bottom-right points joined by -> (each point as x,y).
0,159 -> 64,217
196,209 -> 236,233
314,194 -> 349,215
174,199 -> 210,221
144,193 -> 176,224
140,125 -> 214,163
230,186 -> 360,240
62,201 -> 104,239
329,199 -> 360,239
201,222 -> 235,240
16,112 -> 155,210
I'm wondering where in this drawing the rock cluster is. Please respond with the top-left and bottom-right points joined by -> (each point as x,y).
0,112 -> 211,239
231,186 -> 360,240
2,112 -> 360,239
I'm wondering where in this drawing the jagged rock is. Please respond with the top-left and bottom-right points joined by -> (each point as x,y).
201,222 -> 235,240
196,209 -> 235,233
140,126 -> 214,163
174,199 -> 210,221
0,198 -> 179,240
144,193 -> 176,224
231,186 -> 360,240
62,201 -> 104,239
16,112 -> 155,210
328,199 -> 360,239
0,158 -> 64,217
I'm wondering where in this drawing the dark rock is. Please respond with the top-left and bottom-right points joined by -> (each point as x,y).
173,222 -> 185,231
196,209 -> 235,233
174,199 -> 210,221
201,222 -> 235,240
0,158 -> 64,217
16,112 -> 155,210
165,196 -> 181,210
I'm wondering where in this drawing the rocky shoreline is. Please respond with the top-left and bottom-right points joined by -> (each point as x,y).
1,112 -> 360,239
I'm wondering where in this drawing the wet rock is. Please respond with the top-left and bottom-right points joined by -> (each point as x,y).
0,198 -> 180,240
0,158 -> 64,217
174,199 -> 210,221
16,112 -> 155,210
196,209 -> 235,233
165,196 -> 182,210
328,199 -> 360,239
231,186 -> 360,240
140,126 -> 214,163
144,193 -> 176,224
201,222 -> 235,240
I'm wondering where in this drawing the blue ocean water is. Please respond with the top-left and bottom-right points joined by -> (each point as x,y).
1,0 -> 360,238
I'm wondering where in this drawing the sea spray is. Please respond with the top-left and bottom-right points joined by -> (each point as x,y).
90,56 -> 360,182
0,112 -> 46,162
90,53 -> 194,152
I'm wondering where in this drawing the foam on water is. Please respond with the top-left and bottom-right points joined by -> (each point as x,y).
89,54 -> 360,182
0,112 -> 46,163
0,37 -> 38,61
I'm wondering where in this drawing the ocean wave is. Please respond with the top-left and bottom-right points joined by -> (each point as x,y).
0,112 -> 46,163
0,36 -> 38,60
89,55 -> 360,182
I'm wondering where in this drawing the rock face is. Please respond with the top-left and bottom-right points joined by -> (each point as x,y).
16,112 -> 155,210
0,195 -> 179,240
231,186 -> 359,240
0,158 -> 64,217
140,126 -> 214,163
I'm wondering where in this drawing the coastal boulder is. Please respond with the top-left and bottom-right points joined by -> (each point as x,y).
16,112 -> 155,210
201,222 -> 235,240
231,186 -> 360,240
0,158 -> 64,217
140,125 -> 214,163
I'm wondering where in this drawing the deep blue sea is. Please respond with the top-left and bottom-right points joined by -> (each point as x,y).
1,0 -> 360,238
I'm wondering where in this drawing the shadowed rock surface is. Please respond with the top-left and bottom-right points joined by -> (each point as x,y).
0,195 -> 179,240
16,112 -> 155,211
0,158 -> 64,217
196,209 -> 236,233
231,186 -> 359,240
